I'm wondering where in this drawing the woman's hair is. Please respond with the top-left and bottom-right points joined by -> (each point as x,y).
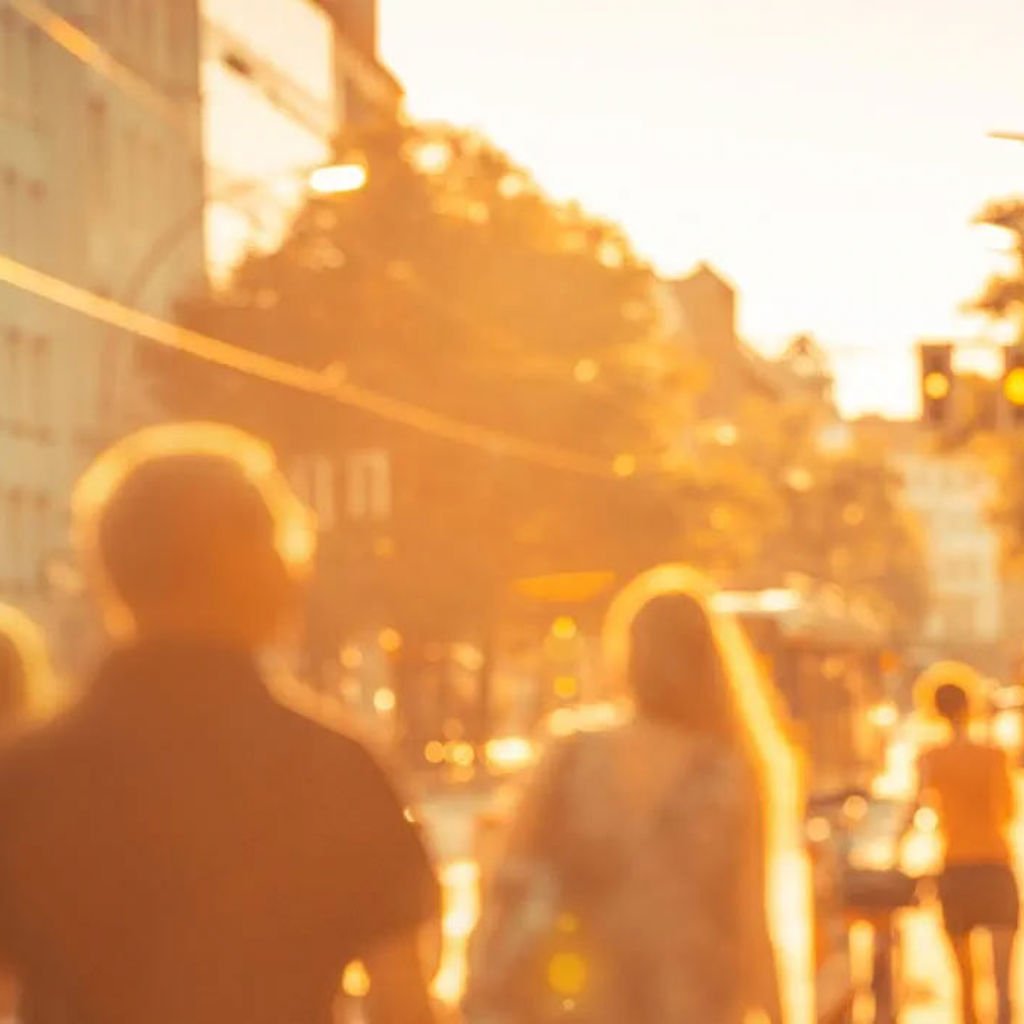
603,565 -> 797,789
626,590 -> 736,737
603,566 -> 802,1018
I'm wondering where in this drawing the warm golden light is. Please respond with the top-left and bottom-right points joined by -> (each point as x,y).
1005,367 -> 1024,405
339,645 -> 363,671
554,675 -> 580,700
307,162 -> 368,196
341,961 -> 371,998
378,628 -> 403,654
547,952 -> 588,998
612,453 -> 637,478
923,370 -> 951,401
373,688 -> 396,714
550,615 -> 578,640
513,571 -> 617,604
484,736 -> 536,771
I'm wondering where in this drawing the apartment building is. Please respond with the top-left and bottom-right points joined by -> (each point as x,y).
0,0 -> 206,646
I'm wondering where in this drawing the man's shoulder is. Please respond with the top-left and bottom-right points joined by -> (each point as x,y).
263,673 -> 389,769
0,708 -> 86,805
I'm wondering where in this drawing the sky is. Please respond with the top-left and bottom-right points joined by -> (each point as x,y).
379,0 -> 1024,416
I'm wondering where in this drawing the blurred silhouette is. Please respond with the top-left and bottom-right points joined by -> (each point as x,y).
466,566 -> 787,1024
0,604 -> 53,730
0,423 -> 440,1024
0,603 -> 54,1023
917,668 -> 1018,1024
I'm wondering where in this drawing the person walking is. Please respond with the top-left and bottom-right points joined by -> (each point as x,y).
0,603 -> 55,1024
917,670 -> 1019,1024
0,603 -> 54,731
0,422 -> 440,1024
466,565 -> 792,1024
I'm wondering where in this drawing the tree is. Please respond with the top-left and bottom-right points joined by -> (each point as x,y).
973,198 -> 1024,333
723,399 -> 927,632
149,119 -> 740,668
969,197 -> 1024,557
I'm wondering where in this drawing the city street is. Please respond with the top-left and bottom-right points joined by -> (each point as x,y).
416,722 -> 1024,1024
5,2 -> 1024,1022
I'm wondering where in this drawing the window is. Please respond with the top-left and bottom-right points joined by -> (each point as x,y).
32,493 -> 50,584
0,169 -> 13,252
0,6 -> 15,117
123,126 -> 139,220
30,336 -> 49,437
2,169 -> 18,256
25,25 -> 42,129
86,98 -> 110,213
27,180 -> 46,268
8,490 -> 24,590
6,329 -> 24,434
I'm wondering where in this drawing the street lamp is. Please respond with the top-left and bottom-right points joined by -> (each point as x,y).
105,159 -> 368,433
308,162 -> 368,196
122,159 -> 369,310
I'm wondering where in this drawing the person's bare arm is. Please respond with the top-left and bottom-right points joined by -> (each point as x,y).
363,927 -> 439,1024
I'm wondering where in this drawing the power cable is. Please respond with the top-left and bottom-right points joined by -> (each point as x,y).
0,252 -> 621,480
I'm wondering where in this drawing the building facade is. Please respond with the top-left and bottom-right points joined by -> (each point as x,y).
855,418 -> 1007,675
0,0 -> 206,655
0,0 -> 399,664
202,0 -> 401,279
896,450 -> 1005,670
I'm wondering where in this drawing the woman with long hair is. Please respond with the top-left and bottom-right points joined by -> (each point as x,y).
467,566 -> 802,1024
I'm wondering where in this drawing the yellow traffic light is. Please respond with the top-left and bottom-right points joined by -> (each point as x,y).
923,371 -> 951,401
1006,367 -> 1024,406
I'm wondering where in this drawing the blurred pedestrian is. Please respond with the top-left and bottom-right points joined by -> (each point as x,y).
0,604 -> 55,1024
0,603 -> 54,731
0,423 -> 440,1024
917,668 -> 1018,1024
466,565 -> 792,1024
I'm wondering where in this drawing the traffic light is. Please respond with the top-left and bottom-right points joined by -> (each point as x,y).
918,343 -> 954,427
1003,346 -> 1024,427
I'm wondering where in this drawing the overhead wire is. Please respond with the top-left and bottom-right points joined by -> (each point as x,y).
0,253 -> 621,480
12,0 -> 649,392
9,0 -> 194,135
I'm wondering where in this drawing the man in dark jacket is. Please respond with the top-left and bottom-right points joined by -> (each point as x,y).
0,422 -> 440,1024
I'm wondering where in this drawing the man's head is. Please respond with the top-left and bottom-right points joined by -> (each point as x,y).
934,682 -> 970,726
74,423 -> 315,648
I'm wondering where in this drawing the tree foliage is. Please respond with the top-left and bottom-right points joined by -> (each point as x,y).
149,118 -> 927,664
969,197 -> 1024,558
150,120 -> 721,651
